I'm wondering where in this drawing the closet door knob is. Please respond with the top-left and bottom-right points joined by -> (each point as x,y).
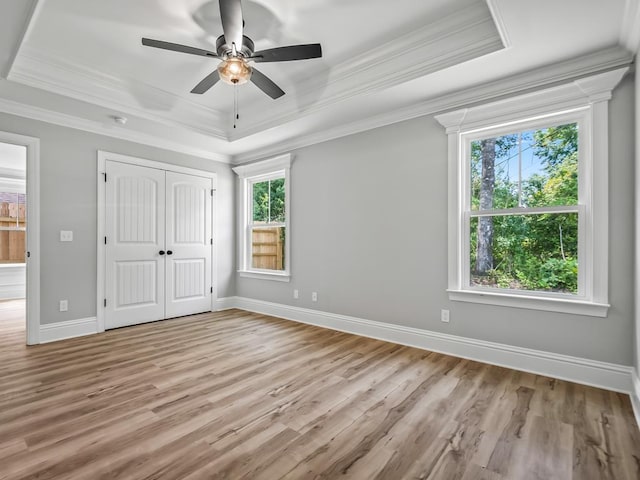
166,250 -> 173,255
159,250 -> 165,255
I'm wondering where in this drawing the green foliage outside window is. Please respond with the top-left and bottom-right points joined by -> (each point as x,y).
252,177 -> 285,223
470,123 -> 579,293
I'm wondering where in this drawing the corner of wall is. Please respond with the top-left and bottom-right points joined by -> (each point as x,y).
632,369 -> 640,430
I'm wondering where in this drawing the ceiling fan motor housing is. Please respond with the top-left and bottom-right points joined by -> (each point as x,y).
216,35 -> 255,58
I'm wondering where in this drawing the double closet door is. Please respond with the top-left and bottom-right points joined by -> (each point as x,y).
104,161 -> 213,330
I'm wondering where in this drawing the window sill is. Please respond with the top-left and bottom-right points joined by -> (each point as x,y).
447,289 -> 609,317
238,270 -> 291,282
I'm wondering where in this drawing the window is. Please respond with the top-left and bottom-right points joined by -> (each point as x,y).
233,154 -> 291,281
0,187 -> 26,264
467,119 -> 581,295
435,68 -> 628,316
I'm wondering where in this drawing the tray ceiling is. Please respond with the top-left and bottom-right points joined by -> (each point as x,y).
8,0 -> 502,140
0,0 -> 636,162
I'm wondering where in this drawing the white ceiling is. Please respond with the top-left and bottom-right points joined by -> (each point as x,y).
0,0 -> 638,163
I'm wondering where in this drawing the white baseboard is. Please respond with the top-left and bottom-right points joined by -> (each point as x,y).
631,369 -> 640,428
216,297 -> 239,311
39,317 -> 98,343
226,296 -> 633,394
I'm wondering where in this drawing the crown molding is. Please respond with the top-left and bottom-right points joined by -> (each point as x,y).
621,0 -> 640,53
7,2 -> 502,143
2,0 -> 41,79
230,1 -> 504,141
8,46 -> 228,140
0,97 -> 231,163
486,0 -> 511,48
233,46 -> 633,163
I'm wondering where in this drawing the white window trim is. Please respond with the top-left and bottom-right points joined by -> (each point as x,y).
435,67 -> 629,317
233,154 -> 291,282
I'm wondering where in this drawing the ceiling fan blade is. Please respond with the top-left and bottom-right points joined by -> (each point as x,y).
191,71 -> 221,94
142,38 -> 219,58
250,68 -> 285,99
219,0 -> 244,52
252,44 -> 322,63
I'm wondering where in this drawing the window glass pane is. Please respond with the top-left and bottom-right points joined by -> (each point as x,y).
0,191 -> 26,264
251,226 -> 285,271
471,123 -> 578,210
470,213 -> 578,294
18,192 -> 26,222
252,180 -> 270,223
269,178 -> 285,223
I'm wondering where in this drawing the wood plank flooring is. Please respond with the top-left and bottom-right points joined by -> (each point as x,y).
1,299 -> 639,479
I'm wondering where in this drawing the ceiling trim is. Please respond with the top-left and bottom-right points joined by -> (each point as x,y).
621,0 -> 640,52
233,46 -> 633,164
230,1 -> 504,140
0,97 -> 230,164
8,47 -> 228,139
2,0 -> 41,78
8,1 -> 502,142
485,0 -> 512,48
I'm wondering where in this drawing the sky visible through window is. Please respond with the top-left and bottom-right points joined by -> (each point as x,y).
469,123 -> 579,293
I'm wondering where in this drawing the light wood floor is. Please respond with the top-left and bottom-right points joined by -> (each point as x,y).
1,299 -> 639,480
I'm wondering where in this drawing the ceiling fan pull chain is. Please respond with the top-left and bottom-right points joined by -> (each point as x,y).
233,83 -> 238,129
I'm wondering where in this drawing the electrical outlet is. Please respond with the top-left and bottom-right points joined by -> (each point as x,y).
441,309 -> 450,323
293,289 -> 299,299
311,292 -> 318,302
60,230 -> 73,242
59,300 -> 68,312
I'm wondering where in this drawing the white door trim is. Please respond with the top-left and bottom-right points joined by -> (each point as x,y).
0,130 -> 40,345
97,150 -> 218,333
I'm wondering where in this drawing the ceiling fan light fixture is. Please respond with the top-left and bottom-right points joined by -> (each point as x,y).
217,57 -> 252,85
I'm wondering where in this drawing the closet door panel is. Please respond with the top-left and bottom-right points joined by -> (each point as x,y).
105,161 -> 166,329
165,172 -> 212,318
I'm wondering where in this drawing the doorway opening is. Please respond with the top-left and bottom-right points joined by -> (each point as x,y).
0,141 -> 26,339
0,132 -> 39,345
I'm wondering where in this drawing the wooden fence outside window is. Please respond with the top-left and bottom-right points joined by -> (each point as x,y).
0,201 -> 26,263
251,227 -> 284,271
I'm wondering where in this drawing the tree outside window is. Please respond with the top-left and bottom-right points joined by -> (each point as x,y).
250,176 -> 286,271
469,123 -> 579,293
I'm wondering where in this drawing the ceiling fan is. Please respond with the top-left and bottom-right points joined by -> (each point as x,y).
141,0 -> 323,100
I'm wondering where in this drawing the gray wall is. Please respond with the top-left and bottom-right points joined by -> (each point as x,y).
0,112 -> 235,325
237,75 -> 636,366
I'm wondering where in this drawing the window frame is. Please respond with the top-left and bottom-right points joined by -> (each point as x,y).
233,154 -> 291,282
435,68 -> 628,317
460,110 -> 588,300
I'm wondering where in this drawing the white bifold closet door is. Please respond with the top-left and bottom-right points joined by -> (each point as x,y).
104,161 -> 212,330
